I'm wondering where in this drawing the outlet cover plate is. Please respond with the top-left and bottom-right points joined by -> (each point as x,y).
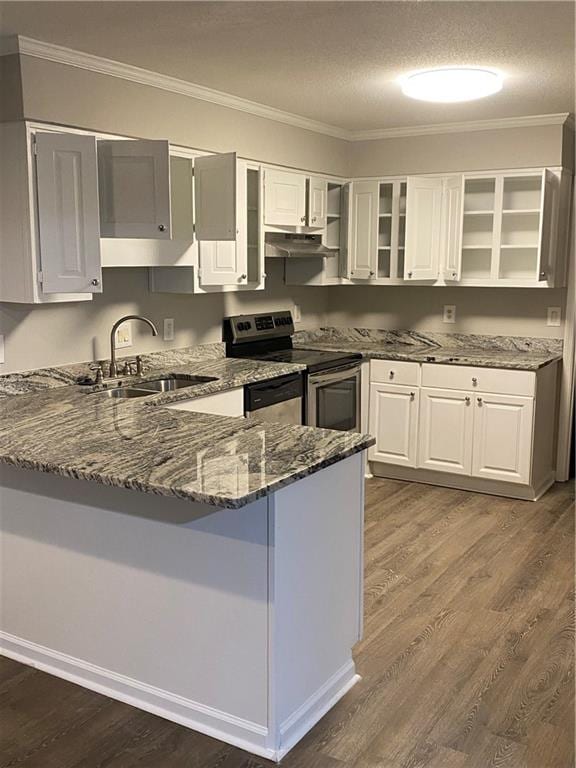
164,318 -> 175,341
547,307 -> 561,327
443,305 -> 456,324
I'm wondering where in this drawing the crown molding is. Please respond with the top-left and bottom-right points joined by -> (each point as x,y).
11,35 -> 350,140
348,112 -> 573,141
2,35 -> 572,144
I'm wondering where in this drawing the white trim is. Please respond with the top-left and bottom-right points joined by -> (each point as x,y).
12,35 -> 348,141
277,660 -> 360,760
0,631 -> 276,761
3,36 -> 571,143
348,113 -> 572,141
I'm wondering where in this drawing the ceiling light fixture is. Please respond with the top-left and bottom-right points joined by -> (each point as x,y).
400,67 -> 504,103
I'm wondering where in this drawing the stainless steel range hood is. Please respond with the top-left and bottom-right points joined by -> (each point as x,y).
264,234 -> 336,258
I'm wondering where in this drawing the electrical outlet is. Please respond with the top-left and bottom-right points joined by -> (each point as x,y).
115,323 -> 132,349
547,307 -> 561,327
164,318 -> 175,341
293,304 -> 302,323
0,334 -> 4,364
443,305 -> 456,324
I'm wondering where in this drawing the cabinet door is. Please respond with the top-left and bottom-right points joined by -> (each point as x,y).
418,388 -> 473,475
308,177 -> 327,228
369,383 -> 419,467
347,181 -> 378,280
35,132 -> 102,294
197,160 -> 248,286
194,152 -> 237,241
537,169 -> 556,282
404,176 -> 443,280
472,394 -> 534,484
264,169 -> 306,226
98,139 -> 171,238
441,175 -> 464,281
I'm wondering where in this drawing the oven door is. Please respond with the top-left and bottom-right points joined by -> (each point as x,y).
307,365 -> 361,432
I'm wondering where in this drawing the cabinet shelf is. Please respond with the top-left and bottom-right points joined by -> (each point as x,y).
378,213 -> 392,218
327,213 -> 341,219
500,244 -> 538,249
502,209 -> 540,215
464,210 -> 494,216
463,245 -> 493,250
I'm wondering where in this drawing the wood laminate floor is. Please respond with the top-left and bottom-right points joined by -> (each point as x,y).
1,479 -> 574,768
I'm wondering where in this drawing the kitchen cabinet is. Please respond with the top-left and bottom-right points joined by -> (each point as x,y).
98,139 -> 171,238
346,180 -> 379,280
35,132 -> 102,294
194,152 -> 237,241
164,388 -> 244,416
471,393 -> 533,484
307,177 -> 328,228
369,383 -> 419,467
264,169 -> 307,227
368,360 -> 559,500
404,175 -> 463,281
0,122 -> 96,303
149,164 -> 263,292
418,387 -> 474,475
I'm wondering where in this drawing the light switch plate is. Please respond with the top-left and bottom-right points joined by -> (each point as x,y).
0,334 -> 4,364
547,307 -> 561,327
164,318 -> 175,341
115,323 -> 132,349
443,305 -> 456,324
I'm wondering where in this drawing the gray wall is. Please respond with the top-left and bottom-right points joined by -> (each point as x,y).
1,260 -> 329,372
0,54 -> 23,122
324,285 -> 567,339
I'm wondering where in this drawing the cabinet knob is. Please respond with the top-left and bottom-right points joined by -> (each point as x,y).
300,216 -> 306,223
410,392 -> 415,400
540,271 -> 546,279
452,272 -> 457,278
91,278 -> 100,287
465,396 -> 471,404
239,274 -> 247,281
389,371 -> 395,379
407,271 -> 413,278
472,377 -> 478,385
158,224 -> 166,232
477,397 -> 483,405
312,217 -> 317,223
369,270 -> 375,276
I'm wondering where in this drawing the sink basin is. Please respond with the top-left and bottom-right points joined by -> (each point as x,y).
99,387 -> 155,399
136,376 -> 218,392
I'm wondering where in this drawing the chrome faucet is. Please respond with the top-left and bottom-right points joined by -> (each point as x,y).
109,315 -> 158,378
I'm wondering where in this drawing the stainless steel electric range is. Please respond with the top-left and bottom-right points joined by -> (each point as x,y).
224,311 -> 362,432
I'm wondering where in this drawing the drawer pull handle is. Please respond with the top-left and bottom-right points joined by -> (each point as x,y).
465,396 -> 471,404
472,377 -> 478,386
477,397 -> 483,405
410,392 -> 415,400
389,371 -> 395,379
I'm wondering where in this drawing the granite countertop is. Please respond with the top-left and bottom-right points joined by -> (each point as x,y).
0,355 -> 374,509
293,329 -> 563,371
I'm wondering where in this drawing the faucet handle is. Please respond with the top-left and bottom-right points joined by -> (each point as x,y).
121,360 -> 139,376
135,355 -> 144,376
89,363 -> 104,385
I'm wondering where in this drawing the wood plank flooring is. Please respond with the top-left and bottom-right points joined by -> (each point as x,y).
1,479 -> 574,768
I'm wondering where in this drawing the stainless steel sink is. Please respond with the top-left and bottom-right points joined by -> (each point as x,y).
99,387 -> 155,399
136,376 -> 218,392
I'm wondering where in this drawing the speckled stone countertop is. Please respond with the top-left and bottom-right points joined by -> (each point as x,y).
294,329 -> 563,371
0,351 -> 373,508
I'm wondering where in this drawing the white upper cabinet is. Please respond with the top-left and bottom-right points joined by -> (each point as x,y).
98,139 -> 171,238
307,177 -> 327,228
197,159 -> 248,287
36,132 -> 102,294
404,176 -> 444,280
264,169 -> 307,227
440,175 -> 464,281
346,181 -> 379,280
194,152 -> 237,241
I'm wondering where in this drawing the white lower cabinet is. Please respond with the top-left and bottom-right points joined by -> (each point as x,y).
418,388 -> 473,475
369,361 -> 559,500
164,388 -> 244,417
369,383 -> 419,467
471,393 -> 533,484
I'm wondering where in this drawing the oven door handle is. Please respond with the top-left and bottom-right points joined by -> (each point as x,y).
308,365 -> 361,387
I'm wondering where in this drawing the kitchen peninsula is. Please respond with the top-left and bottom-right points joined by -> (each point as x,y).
0,352 -> 373,763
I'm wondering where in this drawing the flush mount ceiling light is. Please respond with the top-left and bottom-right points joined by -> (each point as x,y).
400,67 -> 504,103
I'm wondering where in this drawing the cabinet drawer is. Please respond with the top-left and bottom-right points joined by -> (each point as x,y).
371,359 -> 420,386
421,364 -> 535,397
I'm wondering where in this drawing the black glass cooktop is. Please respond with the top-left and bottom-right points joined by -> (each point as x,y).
234,347 -> 362,374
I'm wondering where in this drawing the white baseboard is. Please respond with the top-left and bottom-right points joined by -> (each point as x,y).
0,631 -> 275,761
277,659 -> 360,760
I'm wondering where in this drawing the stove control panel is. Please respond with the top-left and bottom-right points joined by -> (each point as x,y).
223,311 -> 294,343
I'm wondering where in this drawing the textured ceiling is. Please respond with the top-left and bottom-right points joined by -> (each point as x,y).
0,1 -> 574,132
